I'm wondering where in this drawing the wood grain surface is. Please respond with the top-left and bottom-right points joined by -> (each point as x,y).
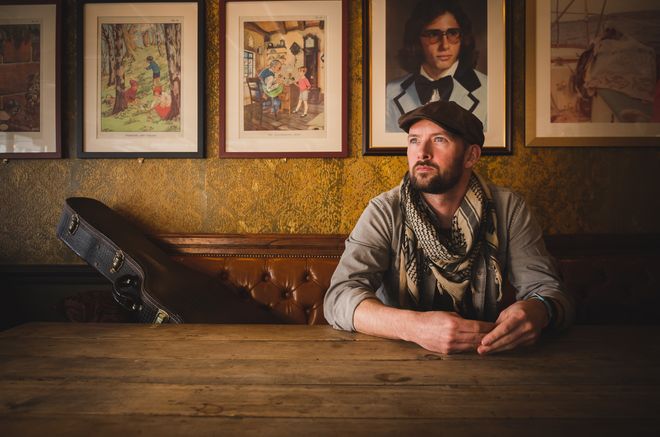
1,323 -> 659,436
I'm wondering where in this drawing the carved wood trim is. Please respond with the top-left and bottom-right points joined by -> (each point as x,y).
153,233 -> 347,257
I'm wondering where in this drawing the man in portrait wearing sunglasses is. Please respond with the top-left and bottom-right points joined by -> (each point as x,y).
385,0 -> 487,132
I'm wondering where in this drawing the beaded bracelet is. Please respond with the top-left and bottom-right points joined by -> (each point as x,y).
529,292 -> 556,327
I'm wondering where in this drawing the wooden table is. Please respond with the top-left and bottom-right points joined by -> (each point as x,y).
0,323 -> 658,436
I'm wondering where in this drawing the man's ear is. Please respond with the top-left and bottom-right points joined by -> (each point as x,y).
464,144 -> 481,168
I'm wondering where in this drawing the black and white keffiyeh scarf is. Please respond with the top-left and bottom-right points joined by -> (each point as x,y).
398,172 -> 502,317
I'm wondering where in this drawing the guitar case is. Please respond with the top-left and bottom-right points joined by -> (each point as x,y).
56,197 -> 281,324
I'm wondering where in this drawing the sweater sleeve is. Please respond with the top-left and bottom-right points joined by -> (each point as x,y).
323,196 -> 396,331
505,193 -> 576,331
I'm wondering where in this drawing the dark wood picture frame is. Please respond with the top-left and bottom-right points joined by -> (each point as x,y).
362,0 -> 513,156
220,0 -> 349,158
0,0 -> 61,159
76,0 -> 205,158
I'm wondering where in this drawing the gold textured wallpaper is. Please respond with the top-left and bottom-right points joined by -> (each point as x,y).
1,0 -> 659,264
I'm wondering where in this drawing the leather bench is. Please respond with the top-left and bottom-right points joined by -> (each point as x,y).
61,233 -> 660,325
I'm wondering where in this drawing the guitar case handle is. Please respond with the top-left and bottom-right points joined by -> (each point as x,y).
113,275 -> 142,312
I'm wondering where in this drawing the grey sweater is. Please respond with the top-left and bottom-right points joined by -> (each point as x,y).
323,184 -> 575,332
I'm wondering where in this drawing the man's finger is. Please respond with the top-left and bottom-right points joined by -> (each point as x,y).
479,331 -> 535,355
478,340 -> 517,355
452,331 -> 488,344
458,318 -> 495,333
480,319 -> 517,346
450,342 -> 484,353
480,330 -> 521,353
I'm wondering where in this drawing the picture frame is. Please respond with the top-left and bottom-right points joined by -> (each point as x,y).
0,0 -> 61,159
220,0 -> 349,158
525,0 -> 660,147
77,0 -> 204,158
362,0 -> 512,156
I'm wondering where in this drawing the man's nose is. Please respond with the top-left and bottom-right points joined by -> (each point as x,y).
437,34 -> 449,50
417,139 -> 433,159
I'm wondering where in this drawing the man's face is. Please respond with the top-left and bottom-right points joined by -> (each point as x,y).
419,12 -> 461,78
406,119 -> 466,194
272,63 -> 282,72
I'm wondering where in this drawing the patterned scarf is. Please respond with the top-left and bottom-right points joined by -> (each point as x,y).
399,171 -> 502,317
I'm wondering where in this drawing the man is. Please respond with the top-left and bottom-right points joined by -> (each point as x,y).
386,0 -> 487,132
324,101 -> 574,355
258,60 -> 284,119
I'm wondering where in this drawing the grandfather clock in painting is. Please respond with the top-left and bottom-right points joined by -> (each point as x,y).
303,34 -> 321,104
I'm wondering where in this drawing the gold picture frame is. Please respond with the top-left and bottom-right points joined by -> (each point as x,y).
525,0 -> 660,147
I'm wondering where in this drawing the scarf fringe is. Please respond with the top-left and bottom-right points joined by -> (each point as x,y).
399,171 -> 503,316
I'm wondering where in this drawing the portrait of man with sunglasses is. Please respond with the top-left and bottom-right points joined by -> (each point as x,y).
385,0 -> 487,132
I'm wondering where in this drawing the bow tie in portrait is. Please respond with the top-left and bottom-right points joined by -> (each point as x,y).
414,75 -> 454,104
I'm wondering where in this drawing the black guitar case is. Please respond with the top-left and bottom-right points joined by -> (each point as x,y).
56,197 -> 281,324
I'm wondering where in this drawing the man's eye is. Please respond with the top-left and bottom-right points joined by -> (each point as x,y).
409,137 -> 418,144
433,136 -> 447,143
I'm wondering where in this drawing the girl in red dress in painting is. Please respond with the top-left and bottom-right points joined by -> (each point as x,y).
151,87 -> 171,119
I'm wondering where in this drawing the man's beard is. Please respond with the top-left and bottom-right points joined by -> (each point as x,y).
411,157 -> 464,194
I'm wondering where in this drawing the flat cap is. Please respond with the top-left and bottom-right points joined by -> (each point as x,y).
398,101 -> 485,147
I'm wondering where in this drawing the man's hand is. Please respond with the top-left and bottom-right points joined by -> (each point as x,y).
477,299 -> 549,355
353,299 -> 494,355
407,311 -> 495,355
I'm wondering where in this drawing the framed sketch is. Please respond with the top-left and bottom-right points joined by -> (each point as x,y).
363,0 -> 512,155
220,0 -> 348,158
78,0 -> 204,158
0,0 -> 60,158
526,0 -> 660,147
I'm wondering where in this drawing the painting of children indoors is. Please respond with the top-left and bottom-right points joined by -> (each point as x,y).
99,22 -> 181,133
242,20 -> 325,131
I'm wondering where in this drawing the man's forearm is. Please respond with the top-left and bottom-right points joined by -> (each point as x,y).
353,298 -> 418,342
353,298 -> 496,355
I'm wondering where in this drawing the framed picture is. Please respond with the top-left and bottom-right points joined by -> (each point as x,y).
78,0 -> 204,158
362,0 -> 512,155
0,0 -> 60,158
525,0 -> 660,147
220,0 -> 348,158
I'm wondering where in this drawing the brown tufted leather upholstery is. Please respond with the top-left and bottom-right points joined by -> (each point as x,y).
175,256 -> 338,324
160,234 -> 660,326
154,234 -> 346,324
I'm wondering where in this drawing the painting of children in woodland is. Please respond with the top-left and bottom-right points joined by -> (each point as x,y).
99,22 -> 181,133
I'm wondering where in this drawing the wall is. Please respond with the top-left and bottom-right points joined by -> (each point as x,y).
1,0 -> 659,265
